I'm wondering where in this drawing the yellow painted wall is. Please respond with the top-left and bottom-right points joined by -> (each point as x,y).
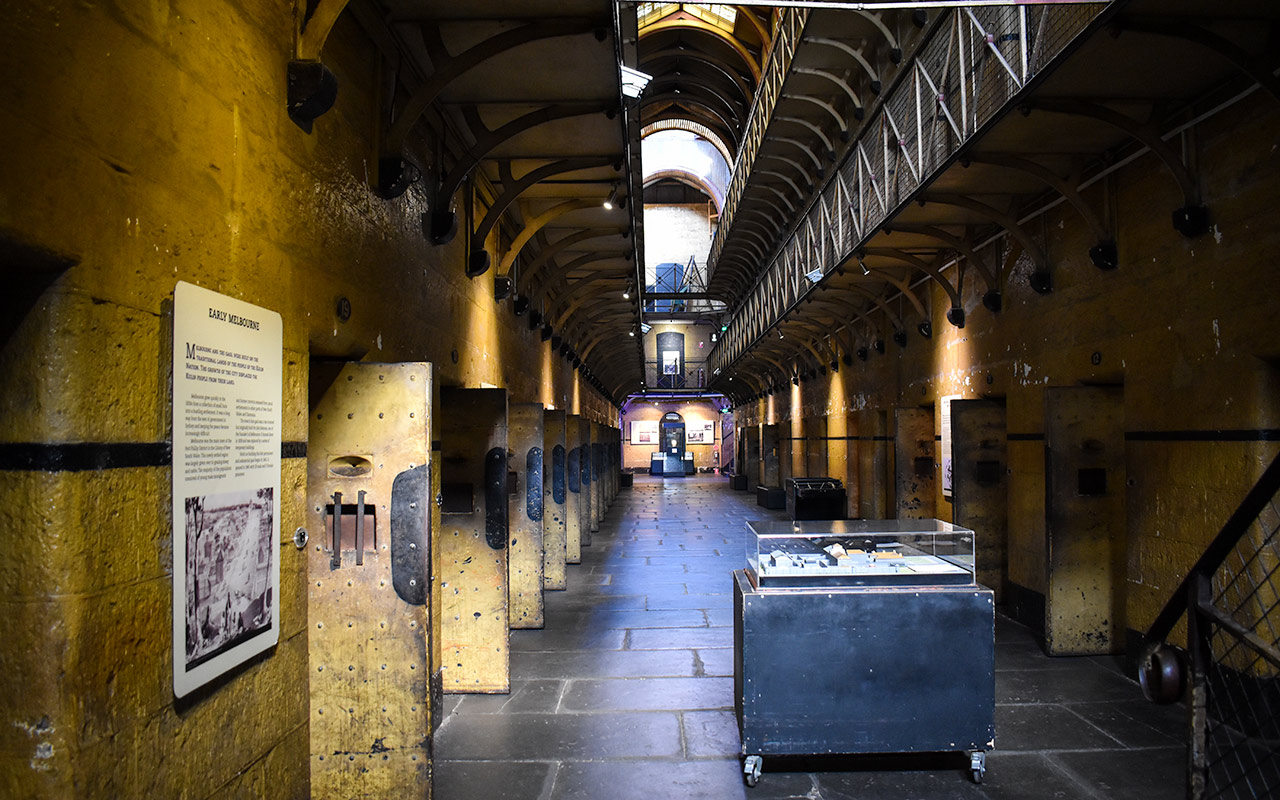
0,2 -> 616,796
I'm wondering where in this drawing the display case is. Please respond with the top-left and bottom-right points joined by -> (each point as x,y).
734,518 -> 994,788
746,518 -> 976,589
783,477 -> 847,520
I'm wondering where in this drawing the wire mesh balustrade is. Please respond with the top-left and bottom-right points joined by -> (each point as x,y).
1142,454 -> 1280,799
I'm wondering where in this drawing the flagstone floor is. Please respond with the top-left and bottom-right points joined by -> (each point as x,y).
434,474 -> 1184,799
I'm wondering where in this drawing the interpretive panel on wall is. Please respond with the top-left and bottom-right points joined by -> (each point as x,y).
172,281 -> 283,697
630,420 -> 659,446
940,394 -> 961,499
685,420 -> 716,444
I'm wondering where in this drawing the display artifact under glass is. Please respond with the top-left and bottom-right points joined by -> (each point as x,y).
746,519 -> 975,588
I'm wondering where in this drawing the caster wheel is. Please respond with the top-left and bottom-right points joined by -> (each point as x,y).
743,755 -> 762,787
969,751 -> 986,784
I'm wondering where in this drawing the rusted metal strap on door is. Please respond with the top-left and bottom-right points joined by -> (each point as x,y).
567,446 -> 581,493
391,464 -> 429,605
330,491 -> 342,569
552,445 -> 566,503
485,447 -> 508,550
527,447 -> 544,521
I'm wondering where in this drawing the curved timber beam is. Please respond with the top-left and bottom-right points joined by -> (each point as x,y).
773,136 -> 825,173
296,0 -> 350,60
1025,99 -> 1207,236
806,37 -> 883,94
890,223 -> 1001,305
782,93 -> 849,138
641,93 -> 739,143
863,248 -> 965,325
469,157 -> 614,277
776,115 -> 836,157
426,104 -> 609,239
549,272 -> 631,327
640,47 -> 754,102
499,199 -> 602,277
919,193 -> 1051,293
528,253 -> 622,308
385,20 -> 596,157
1115,16 -> 1280,103
639,18 -> 762,81
518,227 -> 627,296
794,67 -> 865,119
964,154 -> 1116,269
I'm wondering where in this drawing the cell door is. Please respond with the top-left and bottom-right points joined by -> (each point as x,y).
307,362 -> 434,797
895,407 -> 937,519
439,387 -> 509,693
661,422 -> 685,475
761,424 -> 780,486
827,412 -> 852,518
508,403 -> 544,630
1045,386 -> 1126,655
952,399 -> 1009,599
805,416 -> 827,478
857,410 -> 891,519
746,425 -> 762,485
542,409 -> 567,591
565,415 -> 586,559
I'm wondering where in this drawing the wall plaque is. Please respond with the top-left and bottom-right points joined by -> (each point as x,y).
171,281 -> 283,697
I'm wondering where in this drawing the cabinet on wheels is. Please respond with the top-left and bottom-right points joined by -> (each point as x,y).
733,519 -> 995,787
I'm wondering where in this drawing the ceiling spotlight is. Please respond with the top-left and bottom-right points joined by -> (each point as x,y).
603,183 -> 620,210
777,329 -> 784,339
859,259 -> 871,276
629,328 -> 635,337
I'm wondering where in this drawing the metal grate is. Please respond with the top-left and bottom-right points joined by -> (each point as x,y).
1201,492 -> 1280,799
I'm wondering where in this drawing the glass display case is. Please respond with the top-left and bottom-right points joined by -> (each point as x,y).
734,518 -> 994,787
745,519 -> 976,588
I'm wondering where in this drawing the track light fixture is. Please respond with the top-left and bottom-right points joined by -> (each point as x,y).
603,183 -> 620,210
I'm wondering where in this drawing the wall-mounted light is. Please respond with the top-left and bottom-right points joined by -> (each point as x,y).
621,65 -> 653,98
603,183 -> 620,210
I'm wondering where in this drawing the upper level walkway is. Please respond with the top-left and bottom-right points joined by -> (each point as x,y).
436,474 -> 1183,799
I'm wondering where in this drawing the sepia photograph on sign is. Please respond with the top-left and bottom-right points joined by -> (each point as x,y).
183,487 -> 275,670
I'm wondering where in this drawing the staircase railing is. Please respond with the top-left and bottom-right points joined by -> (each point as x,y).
1141,453 -> 1280,799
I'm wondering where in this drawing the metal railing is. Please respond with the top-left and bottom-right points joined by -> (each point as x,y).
705,8 -> 809,273
1142,454 -> 1280,799
645,358 -> 710,390
709,3 -> 1107,377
